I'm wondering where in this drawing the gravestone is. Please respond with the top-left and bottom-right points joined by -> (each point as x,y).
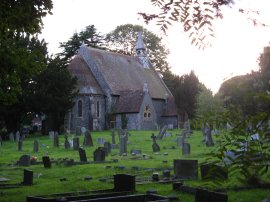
18,154 -> 31,166
97,137 -> 106,145
49,131 -> 54,139
174,159 -> 198,179
151,133 -> 160,152
182,143 -> 191,156
81,127 -> 86,135
93,147 -> 106,162
111,129 -> 116,144
42,156 -> 51,168
18,140 -> 23,151
114,174 -> 135,192
119,130 -> 128,155
9,132 -> 14,141
156,125 -> 168,140
200,164 -> 228,180
176,136 -> 185,147
78,148 -> 87,162
73,137 -> 80,150
104,142 -> 111,155
83,130 -> 93,147
203,123 -> 214,146
22,169 -> 33,185
33,139 -> 39,153
195,188 -> 228,202
15,131 -> 20,142
75,127 -> 81,136
53,133 -> 59,147
64,135 -> 70,149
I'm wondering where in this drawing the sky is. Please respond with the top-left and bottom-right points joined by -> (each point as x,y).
40,0 -> 270,93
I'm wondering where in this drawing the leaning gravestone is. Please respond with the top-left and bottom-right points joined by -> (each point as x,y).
73,137 -> 80,150
42,156 -> 51,168
64,135 -> 70,149
174,159 -> 198,179
33,139 -> 39,153
156,125 -> 168,140
151,133 -> 160,152
53,133 -> 59,147
182,143 -> 191,156
15,131 -> 20,142
93,147 -> 106,162
78,148 -> 87,162
18,154 -> 31,166
18,140 -> 23,151
9,132 -> 14,142
83,130 -> 93,147
22,169 -> 33,185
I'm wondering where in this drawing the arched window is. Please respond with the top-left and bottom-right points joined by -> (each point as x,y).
78,100 -> 82,117
143,105 -> 151,120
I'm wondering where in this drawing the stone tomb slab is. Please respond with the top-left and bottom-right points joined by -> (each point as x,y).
174,159 -> 198,179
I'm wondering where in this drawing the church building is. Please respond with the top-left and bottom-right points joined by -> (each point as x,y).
64,32 -> 178,131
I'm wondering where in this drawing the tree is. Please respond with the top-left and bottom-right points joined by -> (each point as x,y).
0,0 -> 53,105
58,25 -> 105,63
105,24 -> 170,73
30,57 -> 78,133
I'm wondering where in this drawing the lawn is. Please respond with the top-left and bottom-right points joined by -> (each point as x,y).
0,129 -> 269,202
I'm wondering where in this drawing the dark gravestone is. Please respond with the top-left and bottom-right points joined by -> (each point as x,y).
182,143 -> 191,156
111,129 -> 116,144
22,169 -> 33,185
42,156 -> 51,168
73,137 -> 79,150
53,133 -> 59,147
78,148 -> 87,162
83,130 -> 93,147
64,135 -> 70,149
156,125 -> 168,140
33,140 -> 39,153
18,154 -> 31,166
93,147 -> 106,162
151,133 -> 160,152
18,140 -> 23,151
195,188 -> 228,202
104,142 -> 111,155
162,169 -> 170,178
114,174 -> 135,192
174,159 -> 198,179
200,164 -> 228,180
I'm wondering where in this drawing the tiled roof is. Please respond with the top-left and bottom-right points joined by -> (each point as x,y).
115,90 -> 144,113
162,96 -> 178,116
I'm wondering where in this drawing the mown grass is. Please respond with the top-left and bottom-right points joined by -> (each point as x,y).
0,130 -> 269,202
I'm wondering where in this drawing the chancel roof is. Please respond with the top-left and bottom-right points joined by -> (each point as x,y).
115,90 -> 144,113
79,46 -> 172,99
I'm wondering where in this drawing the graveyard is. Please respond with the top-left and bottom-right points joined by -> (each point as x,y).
0,129 -> 269,202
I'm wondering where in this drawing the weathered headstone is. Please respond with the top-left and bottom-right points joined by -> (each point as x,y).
156,125 -> 168,140
93,147 -> 106,162
200,164 -> 228,180
18,140 -> 23,151
42,156 -> 51,168
15,131 -> 20,142
104,142 -> 111,155
81,127 -> 86,135
73,137 -> 80,150
64,135 -> 70,149
111,129 -> 116,144
49,131 -> 54,139
174,159 -> 198,179
22,169 -> 33,185
176,136 -> 185,147
203,123 -> 214,146
151,133 -> 160,152
182,143 -> 191,156
33,139 -> 39,153
9,132 -> 14,142
53,133 -> 59,147
83,130 -> 93,147
119,129 -> 128,155
97,137 -> 106,145
78,148 -> 87,162
18,154 -> 31,166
